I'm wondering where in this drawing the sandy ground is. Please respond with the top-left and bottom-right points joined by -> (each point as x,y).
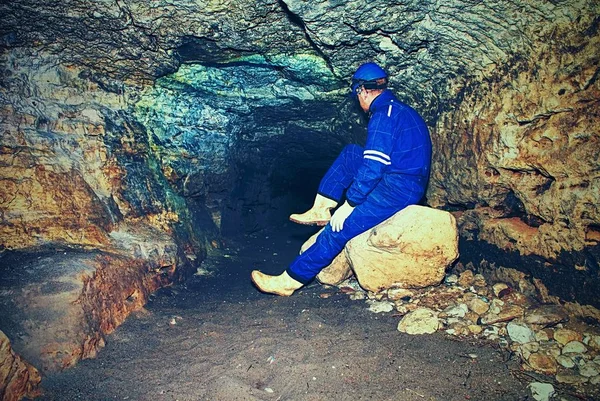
36,224 -> 535,401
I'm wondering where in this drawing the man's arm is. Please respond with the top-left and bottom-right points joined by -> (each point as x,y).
345,107 -> 397,206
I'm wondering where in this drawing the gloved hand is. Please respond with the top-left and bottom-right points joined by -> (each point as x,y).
330,201 -> 355,232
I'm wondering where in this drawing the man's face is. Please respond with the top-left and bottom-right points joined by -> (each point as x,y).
357,87 -> 369,112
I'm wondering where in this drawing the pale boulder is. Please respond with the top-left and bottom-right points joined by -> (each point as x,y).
347,205 -> 459,292
300,230 -> 352,286
306,206 -> 459,291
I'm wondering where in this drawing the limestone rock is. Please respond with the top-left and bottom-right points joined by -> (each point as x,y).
556,355 -> 576,369
528,382 -> 554,401
523,305 -> 569,327
480,305 -> 524,325
347,205 -> 459,293
397,308 -> 440,335
367,300 -> 394,314
526,353 -> 557,375
458,270 -> 475,287
300,230 -> 352,286
579,362 -> 600,378
0,223 -> 182,372
554,328 -> 582,345
555,373 -> 588,385
0,330 -> 41,401
467,298 -> 490,315
562,341 -> 587,355
507,321 -> 536,344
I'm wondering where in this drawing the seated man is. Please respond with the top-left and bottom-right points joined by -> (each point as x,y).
251,62 -> 432,296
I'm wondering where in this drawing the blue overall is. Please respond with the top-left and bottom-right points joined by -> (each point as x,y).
287,90 -> 432,284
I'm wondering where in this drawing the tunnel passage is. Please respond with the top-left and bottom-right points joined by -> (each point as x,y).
133,55 -> 360,235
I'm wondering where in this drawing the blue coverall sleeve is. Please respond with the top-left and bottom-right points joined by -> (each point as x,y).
345,107 -> 396,206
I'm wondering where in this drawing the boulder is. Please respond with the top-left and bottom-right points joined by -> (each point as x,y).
306,206 -> 459,292
300,233 -> 352,286
348,205 -> 458,292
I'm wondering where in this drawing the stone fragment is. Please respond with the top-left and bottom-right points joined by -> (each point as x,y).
545,345 -> 562,360
458,270 -> 475,287
473,274 -> 487,287
523,305 -> 569,327
519,342 -> 540,360
579,362 -> 599,377
443,303 -> 468,318
500,290 -> 531,307
347,206 -> 459,292
527,353 -> 558,375
464,311 -> 480,324
591,375 -> 600,385
518,278 -> 537,297
555,373 -> 588,385
508,321 -> 536,344
489,298 -> 504,314
349,292 -> 366,301
587,335 -> 600,350
397,308 -> 440,335
483,326 -> 500,340
386,288 -> 415,301
556,355 -> 576,368
554,328 -> 583,345
480,305 -> 524,325
492,283 -> 509,297
535,329 -> 552,342
528,382 -> 555,401
467,297 -> 490,315
468,325 -> 483,335
562,341 -> 587,354
444,274 -> 458,285
367,300 -> 394,314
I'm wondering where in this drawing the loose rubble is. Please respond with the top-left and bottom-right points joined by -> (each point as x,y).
335,264 -> 600,400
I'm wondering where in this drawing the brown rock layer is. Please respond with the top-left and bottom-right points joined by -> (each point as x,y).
0,330 -> 41,401
428,16 -> 600,307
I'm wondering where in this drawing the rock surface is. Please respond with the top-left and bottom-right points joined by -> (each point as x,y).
310,205 -> 458,291
348,205 -> 458,292
0,221 -> 184,372
0,330 -> 41,401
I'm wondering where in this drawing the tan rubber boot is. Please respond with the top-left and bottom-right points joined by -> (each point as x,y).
251,270 -> 303,296
289,194 -> 338,226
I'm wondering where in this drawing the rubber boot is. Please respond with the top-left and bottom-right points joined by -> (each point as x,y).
251,270 -> 303,296
289,194 -> 338,226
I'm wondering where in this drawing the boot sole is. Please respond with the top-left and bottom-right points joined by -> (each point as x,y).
289,217 -> 329,226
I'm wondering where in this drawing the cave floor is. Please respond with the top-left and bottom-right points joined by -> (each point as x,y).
37,224 -> 537,401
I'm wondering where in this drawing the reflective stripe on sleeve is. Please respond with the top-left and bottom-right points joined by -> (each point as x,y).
364,149 -> 392,165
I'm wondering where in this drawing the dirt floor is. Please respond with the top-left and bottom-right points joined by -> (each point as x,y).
35,224 -> 539,401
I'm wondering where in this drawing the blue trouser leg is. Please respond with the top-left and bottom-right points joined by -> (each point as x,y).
317,144 -> 363,202
287,182 -> 423,284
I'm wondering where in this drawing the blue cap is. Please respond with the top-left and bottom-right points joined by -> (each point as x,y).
351,62 -> 388,96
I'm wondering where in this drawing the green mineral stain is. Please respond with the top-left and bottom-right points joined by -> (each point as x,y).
151,53 -> 344,100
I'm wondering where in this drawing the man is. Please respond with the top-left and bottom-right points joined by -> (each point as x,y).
251,62 -> 432,296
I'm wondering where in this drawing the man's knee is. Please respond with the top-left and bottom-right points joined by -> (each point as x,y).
342,144 -> 363,155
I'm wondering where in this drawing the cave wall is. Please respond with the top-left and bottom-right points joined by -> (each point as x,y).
427,13 -> 600,305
